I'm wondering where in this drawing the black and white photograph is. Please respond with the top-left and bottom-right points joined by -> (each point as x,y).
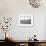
19,15 -> 33,26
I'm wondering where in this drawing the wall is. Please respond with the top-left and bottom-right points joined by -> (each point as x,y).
0,0 -> 46,40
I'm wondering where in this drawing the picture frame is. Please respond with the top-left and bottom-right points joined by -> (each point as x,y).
18,14 -> 33,26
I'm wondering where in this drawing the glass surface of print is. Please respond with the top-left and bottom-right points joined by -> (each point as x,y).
19,15 -> 33,26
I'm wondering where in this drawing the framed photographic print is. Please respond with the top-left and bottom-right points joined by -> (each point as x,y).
19,15 -> 33,26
